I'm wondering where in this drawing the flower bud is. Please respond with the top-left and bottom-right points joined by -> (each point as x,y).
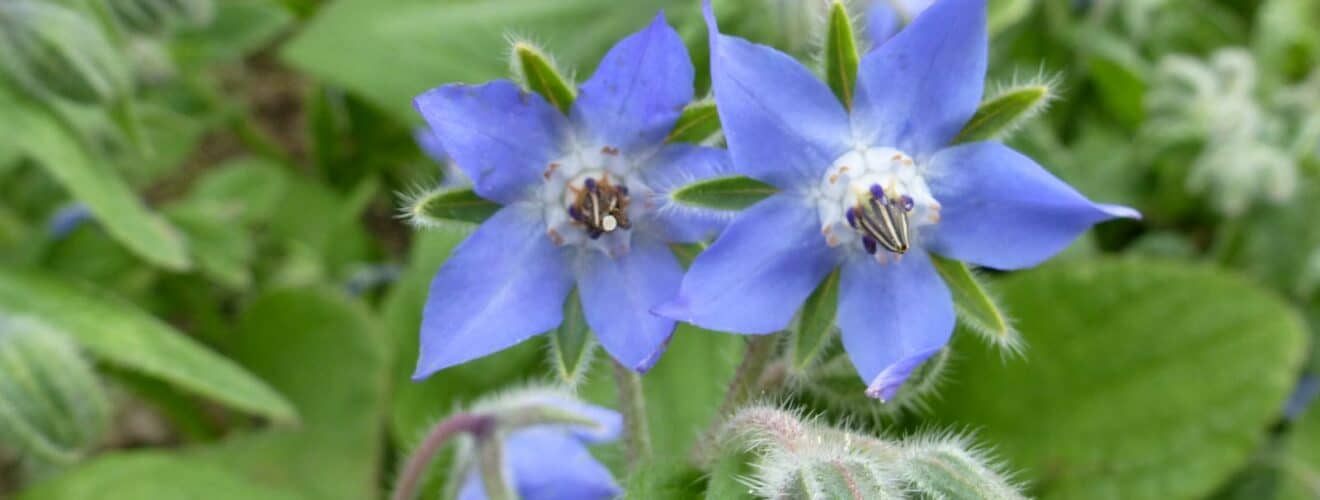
0,1 -> 132,104
108,0 -> 214,36
0,316 -> 111,467
895,434 -> 1024,499
796,346 -> 950,419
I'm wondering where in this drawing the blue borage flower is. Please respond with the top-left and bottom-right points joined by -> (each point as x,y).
657,0 -> 1138,401
456,391 -> 622,500
411,13 -> 734,379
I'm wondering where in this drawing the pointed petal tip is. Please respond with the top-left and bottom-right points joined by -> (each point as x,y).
863,347 -> 944,401
701,0 -> 717,32
1098,203 -> 1141,221
649,298 -> 691,322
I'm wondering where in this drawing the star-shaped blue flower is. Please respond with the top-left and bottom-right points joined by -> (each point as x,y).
457,395 -> 622,500
411,13 -> 733,379
657,0 -> 1138,400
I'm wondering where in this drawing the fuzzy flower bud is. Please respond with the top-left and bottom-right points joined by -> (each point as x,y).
0,316 -> 111,468
0,1 -> 132,104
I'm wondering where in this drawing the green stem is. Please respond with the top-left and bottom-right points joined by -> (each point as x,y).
611,360 -> 652,468
693,333 -> 780,466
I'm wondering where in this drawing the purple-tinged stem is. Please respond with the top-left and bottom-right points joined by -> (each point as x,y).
392,412 -> 494,500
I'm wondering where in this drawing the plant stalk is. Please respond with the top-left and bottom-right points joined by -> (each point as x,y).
611,359 -> 652,468
392,412 -> 493,500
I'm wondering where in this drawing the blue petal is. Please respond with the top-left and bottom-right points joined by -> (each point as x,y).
572,12 -> 693,153
641,144 -> 737,243
577,238 -> 682,372
414,81 -> 568,204
866,2 -> 901,45
414,206 -> 573,379
853,0 -> 986,156
703,2 -> 851,191
654,194 -> 837,334
458,429 -> 620,500
925,142 -> 1140,270
414,126 -> 449,165
836,251 -> 953,401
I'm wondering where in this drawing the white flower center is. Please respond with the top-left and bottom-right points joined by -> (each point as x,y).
815,147 -> 941,262
540,144 -> 651,256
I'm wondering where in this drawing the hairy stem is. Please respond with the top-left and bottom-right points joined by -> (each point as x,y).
694,333 -> 781,465
611,360 -> 652,468
392,412 -> 493,500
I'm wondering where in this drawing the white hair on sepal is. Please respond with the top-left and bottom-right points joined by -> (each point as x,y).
503,32 -> 577,92
396,182 -> 482,235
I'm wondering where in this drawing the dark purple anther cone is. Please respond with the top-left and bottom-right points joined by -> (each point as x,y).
617,185 -> 629,195
584,177 -> 598,191
862,236 -> 878,254
845,207 -> 857,228
901,195 -> 914,211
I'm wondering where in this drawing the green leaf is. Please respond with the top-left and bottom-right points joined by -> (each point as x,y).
548,289 -> 596,387
199,288 -> 389,500
791,269 -> 840,372
513,42 -> 576,115
0,84 -> 190,270
0,267 -> 297,423
164,203 -> 254,291
953,84 -> 1052,144
17,452 -> 304,500
406,187 -> 501,227
172,0 -> 294,66
928,254 -> 1019,354
823,1 -> 859,108
282,0 -> 689,121
665,101 -> 721,144
928,259 -> 1307,500
670,176 -> 776,212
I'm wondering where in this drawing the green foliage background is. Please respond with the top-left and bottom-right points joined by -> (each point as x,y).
0,0 -> 1317,498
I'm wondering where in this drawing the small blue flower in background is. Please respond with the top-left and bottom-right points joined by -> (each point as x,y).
411,13 -> 734,379
47,202 -> 93,239
457,393 -> 622,500
657,0 -> 1138,401
414,126 -> 470,188
866,0 -> 934,44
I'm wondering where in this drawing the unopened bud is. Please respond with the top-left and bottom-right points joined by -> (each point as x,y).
108,0 -> 214,36
0,317 -> 111,467
0,1 -> 132,104
895,434 -> 1024,500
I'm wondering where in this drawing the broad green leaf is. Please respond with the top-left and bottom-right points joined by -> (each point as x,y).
624,458 -> 709,500
670,176 -> 776,211
189,157 -> 290,225
953,84 -> 1052,144
823,1 -> 859,108
791,269 -> 840,372
164,203 -> 254,291
548,289 -> 596,387
928,254 -> 1019,354
513,42 -> 576,114
18,453 -> 303,500
407,187 -> 501,227
705,449 -> 758,500
282,0 -> 688,121
199,288 -> 389,500
929,259 -> 1307,500
0,267 -> 296,423
172,0 -> 294,66
665,101 -> 721,144
0,84 -> 190,270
